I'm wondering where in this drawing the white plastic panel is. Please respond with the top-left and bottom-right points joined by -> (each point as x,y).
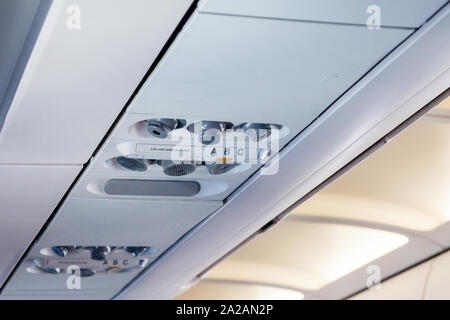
0,164 -> 81,288
37,198 -> 222,249
199,0 -> 446,28
129,12 -> 413,148
0,0 -> 193,164
0,0 -> 44,130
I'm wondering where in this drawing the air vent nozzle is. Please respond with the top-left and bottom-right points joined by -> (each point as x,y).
144,118 -> 186,138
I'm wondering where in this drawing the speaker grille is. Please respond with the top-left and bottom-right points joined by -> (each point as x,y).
103,179 -> 200,197
164,163 -> 196,176
115,156 -> 147,172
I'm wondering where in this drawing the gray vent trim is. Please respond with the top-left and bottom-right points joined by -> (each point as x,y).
103,179 -> 201,197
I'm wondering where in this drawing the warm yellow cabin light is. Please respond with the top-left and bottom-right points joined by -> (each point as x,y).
176,280 -> 304,300
206,220 -> 408,290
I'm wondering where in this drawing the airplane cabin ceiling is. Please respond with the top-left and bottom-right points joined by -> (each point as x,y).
0,0 -> 448,300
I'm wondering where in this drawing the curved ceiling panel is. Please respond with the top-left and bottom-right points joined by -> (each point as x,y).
204,219 -> 408,291
176,280 -> 304,300
351,250 -> 450,300
293,99 -> 450,232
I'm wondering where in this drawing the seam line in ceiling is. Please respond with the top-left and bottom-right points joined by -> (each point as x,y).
198,11 -> 416,30
421,262 -> 433,299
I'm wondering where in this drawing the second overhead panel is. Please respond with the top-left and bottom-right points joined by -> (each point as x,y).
127,12 -> 413,148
